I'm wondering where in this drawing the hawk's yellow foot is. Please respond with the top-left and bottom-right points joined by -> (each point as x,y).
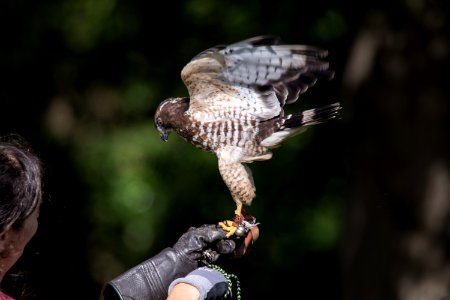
218,220 -> 238,238
219,204 -> 259,238
219,204 -> 243,237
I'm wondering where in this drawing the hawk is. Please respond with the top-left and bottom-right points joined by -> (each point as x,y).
154,36 -> 341,237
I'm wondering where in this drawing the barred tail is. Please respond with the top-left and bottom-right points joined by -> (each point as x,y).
282,102 -> 342,129
260,102 -> 341,148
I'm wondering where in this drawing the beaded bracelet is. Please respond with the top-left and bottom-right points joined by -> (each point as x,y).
207,264 -> 241,300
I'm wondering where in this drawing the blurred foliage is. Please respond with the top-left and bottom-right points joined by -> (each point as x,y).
1,0 -> 448,299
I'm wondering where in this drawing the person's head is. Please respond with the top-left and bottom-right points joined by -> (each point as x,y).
0,135 -> 42,281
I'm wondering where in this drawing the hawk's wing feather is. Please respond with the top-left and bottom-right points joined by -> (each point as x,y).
182,36 -> 333,121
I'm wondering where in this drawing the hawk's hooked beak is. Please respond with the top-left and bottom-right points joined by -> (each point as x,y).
157,126 -> 169,142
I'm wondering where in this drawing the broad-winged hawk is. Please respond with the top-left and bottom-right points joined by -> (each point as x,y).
154,36 -> 341,236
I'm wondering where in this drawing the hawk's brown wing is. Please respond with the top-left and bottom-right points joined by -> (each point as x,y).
181,36 -> 333,121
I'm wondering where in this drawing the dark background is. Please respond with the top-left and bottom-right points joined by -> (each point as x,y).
1,0 -> 449,299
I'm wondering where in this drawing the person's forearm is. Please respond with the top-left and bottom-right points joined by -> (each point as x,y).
167,283 -> 200,300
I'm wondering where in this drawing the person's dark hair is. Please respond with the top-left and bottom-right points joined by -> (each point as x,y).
0,134 -> 42,232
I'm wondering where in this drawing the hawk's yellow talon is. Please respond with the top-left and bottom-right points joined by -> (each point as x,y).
219,220 -> 238,237
225,227 -> 237,238
219,204 -> 245,237
219,220 -> 233,227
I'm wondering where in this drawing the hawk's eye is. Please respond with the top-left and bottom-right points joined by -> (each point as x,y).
156,118 -> 163,127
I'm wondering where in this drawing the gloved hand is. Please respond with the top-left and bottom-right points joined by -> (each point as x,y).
101,224 -> 235,300
168,266 -> 229,300
174,224 -> 236,264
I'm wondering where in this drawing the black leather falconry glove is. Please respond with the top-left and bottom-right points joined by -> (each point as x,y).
100,224 -> 235,300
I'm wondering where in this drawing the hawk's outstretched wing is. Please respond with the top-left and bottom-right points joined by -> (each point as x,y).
181,36 -> 333,121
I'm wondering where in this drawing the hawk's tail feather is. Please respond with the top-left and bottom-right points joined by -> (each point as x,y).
282,102 -> 342,129
259,102 -> 341,148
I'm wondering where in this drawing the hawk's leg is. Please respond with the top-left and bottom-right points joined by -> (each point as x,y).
219,203 -> 243,237
216,148 -> 260,237
235,202 -> 243,216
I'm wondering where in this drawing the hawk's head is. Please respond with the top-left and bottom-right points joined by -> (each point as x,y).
154,97 -> 190,142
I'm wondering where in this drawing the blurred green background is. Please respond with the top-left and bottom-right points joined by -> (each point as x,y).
1,0 -> 449,299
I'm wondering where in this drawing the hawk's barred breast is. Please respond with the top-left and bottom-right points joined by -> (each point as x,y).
182,108 -> 260,153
